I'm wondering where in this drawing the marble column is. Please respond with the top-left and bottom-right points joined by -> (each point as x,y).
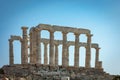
95,47 -> 100,68
9,39 -> 14,65
21,27 -> 28,64
62,31 -> 68,67
55,43 -> 59,65
36,28 -> 41,64
44,42 -> 48,65
32,29 -> 37,63
29,31 -> 33,63
20,39 -> 23,64
66,45 -> 69,66
85,34 -> 92,68
74,33 -> 80,67
49,30 -> 54,65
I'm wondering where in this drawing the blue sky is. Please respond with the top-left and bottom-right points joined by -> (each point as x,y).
0,0 -> 120,75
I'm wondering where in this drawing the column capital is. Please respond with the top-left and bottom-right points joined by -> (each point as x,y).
85,46 -> 88,49
21,26 -> 28,30
62,31 -> 68,34
20,39 -> 23,43
43,42 -> 48,45
34,28 -> 40,32
66,44 -> 70,47
54,43 -> 59,46
8,39 -> 13,42
96,47 -> 101,50
86,34 -> 93,37
29,32 -> 32,36
49,29 -> 55,33
74,32 -> 80,36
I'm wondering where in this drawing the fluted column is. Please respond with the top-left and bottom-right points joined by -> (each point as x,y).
36,28 -> 41,64
62,31 -> 68,67
44,42 -> 48,65
95,47 -> 100,68
66,45 -> 69,66
32,29 -> 37,63
74,33 -> 80,67
9,39 -> 14,65
85,34 -> 92,68
29,31 -> 33,63
55,43 -> 59,65
49,30 -> 55,65
21,27 -> 28,64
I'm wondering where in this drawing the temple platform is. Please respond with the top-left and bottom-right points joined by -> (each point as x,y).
1,64 -> 113,80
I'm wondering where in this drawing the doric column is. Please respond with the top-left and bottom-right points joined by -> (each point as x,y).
21,27 -> 28,64
35,28 -> 41,64
29,31 -> 33,63
66,45 -> 69,66
9,39 -> 14,65
74,33 -> 80,67
95,47 -> 100,68
32,28 -> 37,63
49,30 -> 55,65
55,43 -> 59,65
33,28 -> 37,64
62,31 -> 68,67
85,34 -> 92,68
44,42 -> 48,65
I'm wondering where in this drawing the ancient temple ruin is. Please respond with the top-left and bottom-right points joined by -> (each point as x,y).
8,24 -> 102,69
3,24 -> 114,80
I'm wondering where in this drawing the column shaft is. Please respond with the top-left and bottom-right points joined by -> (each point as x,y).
29,32 -> 33,63
66,46 -> 69,66
74,33 -> 80,67
85,34 -> 92,68
44,43 -> 48,65
49,31 -> 54,65
21,27 -> 28,64
95,48 -> 100,68
9,39 -> 14,65
32,29 -> 37,63
62,32 -> 67,67
36,29 -> 41,64
55,44 -> 59,65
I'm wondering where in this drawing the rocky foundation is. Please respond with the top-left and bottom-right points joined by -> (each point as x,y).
0,64 -> 113,80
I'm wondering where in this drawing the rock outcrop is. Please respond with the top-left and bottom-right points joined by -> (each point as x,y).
0,64 -> 113,80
